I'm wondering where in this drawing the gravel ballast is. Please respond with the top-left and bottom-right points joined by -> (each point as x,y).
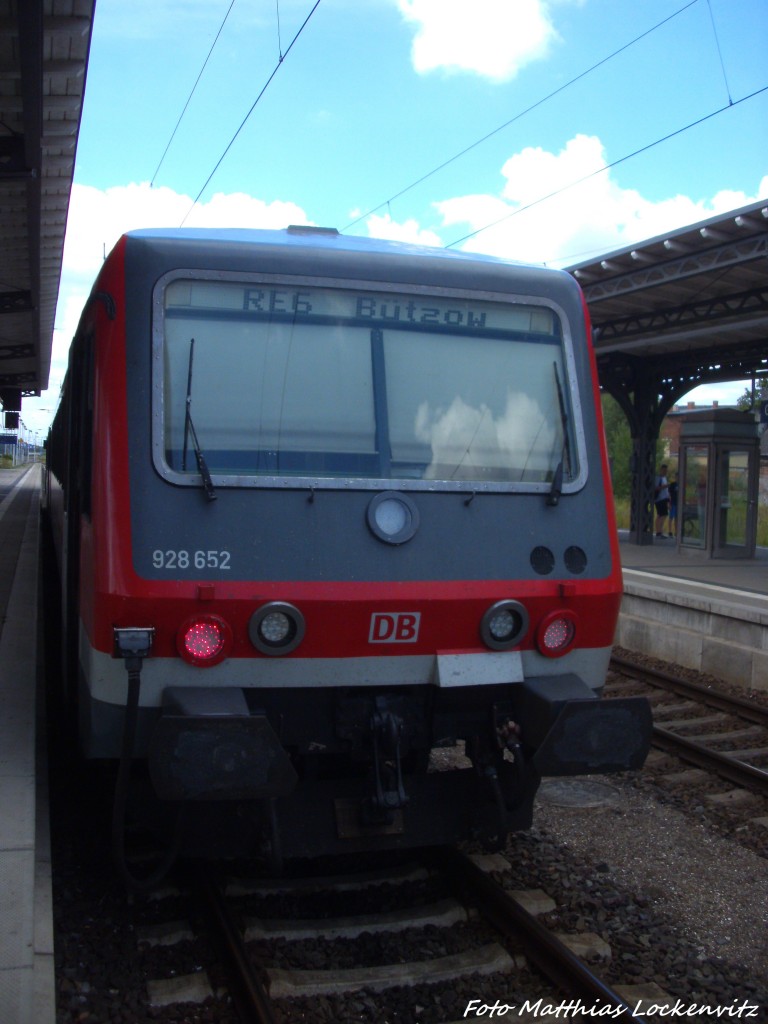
533,779 -> 768,986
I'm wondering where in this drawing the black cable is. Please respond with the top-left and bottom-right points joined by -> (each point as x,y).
705,0 -> 733,105
150,0 -> 238,187
445,86 -> 768,250
275,0 -> 283,59
111,661 -> 183,892
180,0 -> 323,226
343,0 -> 702,231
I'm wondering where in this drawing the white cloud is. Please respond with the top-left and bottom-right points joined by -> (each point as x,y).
61,182 -> 310,276
364,211 -> 443,247
499,134 -> 604,205
396,0 -> 560,81
433,136 -> 768,265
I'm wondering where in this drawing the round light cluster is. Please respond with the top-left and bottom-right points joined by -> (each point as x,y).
536,611 -> 577,657
259,611 -> 293,644
366,492 -> 419,545
177,615 -> 231,666
480,600 -> 528,650
249,602 -> 305,656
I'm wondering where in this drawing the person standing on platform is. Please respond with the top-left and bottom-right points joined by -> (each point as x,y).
668,475 -> 678,538
654,463 -> 670,537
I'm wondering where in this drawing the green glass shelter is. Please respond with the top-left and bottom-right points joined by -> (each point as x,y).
678,410 -> 760,559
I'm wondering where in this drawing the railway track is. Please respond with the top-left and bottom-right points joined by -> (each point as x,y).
608,655 -> 768,804
132,662 -> 768,1021
430,848 -> 649,1020
138,851 -> 658,1024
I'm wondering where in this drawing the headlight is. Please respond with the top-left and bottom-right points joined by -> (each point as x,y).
366,491 -> 419,544
480,600 -> 528,650
249,602 -> 305,656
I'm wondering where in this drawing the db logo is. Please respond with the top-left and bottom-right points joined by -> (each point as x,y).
369,612 -> 421,643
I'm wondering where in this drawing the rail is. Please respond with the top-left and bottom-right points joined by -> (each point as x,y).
189,865 -> 278,1024
431,846 -> 649,1022
609,655 -> 768,795
611,654 -> 768,726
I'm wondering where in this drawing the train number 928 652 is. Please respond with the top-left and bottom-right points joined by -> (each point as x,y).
151,549 -> 232,570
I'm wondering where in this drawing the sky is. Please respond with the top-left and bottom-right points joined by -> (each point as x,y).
19,0 -> 768,437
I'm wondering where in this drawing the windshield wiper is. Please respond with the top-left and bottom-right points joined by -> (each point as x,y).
547,362 -> 571,507
182,338 -> 217,502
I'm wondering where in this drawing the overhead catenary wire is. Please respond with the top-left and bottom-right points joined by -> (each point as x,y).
180,0 -> 323,226
444,86 -> 768,251
150,0 -> 238,187
343,0 -> 703,232
705,0 -> 733,105
275,0 -> 283,59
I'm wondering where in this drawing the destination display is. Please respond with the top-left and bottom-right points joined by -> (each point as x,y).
164,280 -> 558,337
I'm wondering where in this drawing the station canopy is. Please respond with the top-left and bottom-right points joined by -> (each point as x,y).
0,0 -> 94,413
568,199 -> 768,398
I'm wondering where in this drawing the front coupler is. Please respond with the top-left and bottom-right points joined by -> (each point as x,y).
361,696 -> 409,824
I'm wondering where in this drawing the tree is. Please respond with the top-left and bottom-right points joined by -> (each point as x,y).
601,394 -> 633,500
736,379 -> 768,412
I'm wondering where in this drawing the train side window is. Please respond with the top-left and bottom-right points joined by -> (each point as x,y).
69,329 -> 95,518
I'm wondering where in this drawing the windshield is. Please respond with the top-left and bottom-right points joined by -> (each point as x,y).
155,278 -> 580,490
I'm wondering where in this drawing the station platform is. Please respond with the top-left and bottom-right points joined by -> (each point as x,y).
617,531 -> 768,690
0,463 -> 53,1024
618,530 -> 768,595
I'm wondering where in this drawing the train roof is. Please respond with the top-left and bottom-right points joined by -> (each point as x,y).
113,226 -> 581,308
123,225 -> 543,271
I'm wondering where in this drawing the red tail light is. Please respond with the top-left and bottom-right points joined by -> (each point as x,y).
177,615 -> 232,666
536,610 -> 577,657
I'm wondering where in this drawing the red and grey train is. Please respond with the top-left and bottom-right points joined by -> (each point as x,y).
45,226 -> 651,868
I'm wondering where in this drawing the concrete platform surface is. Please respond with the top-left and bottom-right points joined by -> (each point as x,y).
617,531 -> 767,689
0,464 -> 54,1024
619,530 -> 768,599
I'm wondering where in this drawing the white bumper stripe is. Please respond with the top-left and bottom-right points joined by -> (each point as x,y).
80,624 -> 610,709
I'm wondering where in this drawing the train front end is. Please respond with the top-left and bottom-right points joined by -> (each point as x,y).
69,227 -> 652,860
